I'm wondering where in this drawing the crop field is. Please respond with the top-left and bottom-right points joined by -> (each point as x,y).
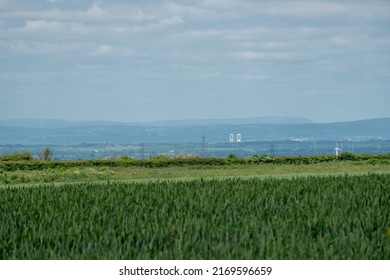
1,155 -> 390,186
1,173 -> 389,259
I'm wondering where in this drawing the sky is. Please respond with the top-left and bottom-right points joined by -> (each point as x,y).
1,0 -> 390,123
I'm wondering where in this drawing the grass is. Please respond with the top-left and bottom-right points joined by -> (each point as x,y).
1,158 -> 389,259
1,160 -> 390,186
1,174 -> 389,259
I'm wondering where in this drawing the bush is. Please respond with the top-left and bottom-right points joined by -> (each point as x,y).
338,152 -> 359,161
0,151 -> 33,161
118,155 -> 134,161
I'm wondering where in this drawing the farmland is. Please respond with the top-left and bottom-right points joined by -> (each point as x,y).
1,160 -> 390,186
0,155 -> 390,259
1,153 -> 390,185
1,174 -> 389,259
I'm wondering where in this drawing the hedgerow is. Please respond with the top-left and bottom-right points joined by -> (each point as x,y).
0,153 -> 389,172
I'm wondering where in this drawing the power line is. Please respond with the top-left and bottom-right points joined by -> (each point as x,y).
201,135 -> 206,157
140,143 -> 145,160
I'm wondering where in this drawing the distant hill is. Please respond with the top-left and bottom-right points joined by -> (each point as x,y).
0,119 -> 125,129
0,116 -> 311,128
0,117 -> 389,145
133,117 -> 312,126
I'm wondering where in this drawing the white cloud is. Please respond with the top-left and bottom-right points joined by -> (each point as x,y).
24,20 -> 62,31
172,27 -> 281,42
260,1 -> 390,20
87,2 -> 105,18
88,44 -> 139,57
160,16 -> 183,26
2,1 -> 390,26
0,40 -> 84,55
201,0 -> 247,9
1,0 -> 389,123
329,36 -> 350,46
173,26 -> 320,42
172,28 -> 225,40
1,2 -> 184,36
90,44 -> 112,56
15,20 -> 92,35
198,0 -> 257,19
165,2 -> 218,20
233,51 -> 302,62
0,0 -> 10,8
196,0 -> 390,21
0,40 -> 140,57
376,36 -> 390,46
241,40 -> 308,50
262,2 -> 347,17
111,16 -> 183,33
1,2 -> 154,23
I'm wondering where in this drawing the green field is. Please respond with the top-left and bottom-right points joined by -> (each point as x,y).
1,155 -> 390,259
1,173 -> 390,259
2,159 -> 390,186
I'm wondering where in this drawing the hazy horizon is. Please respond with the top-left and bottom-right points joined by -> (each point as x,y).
2,115 -> 390,126
1,0 -> 390,123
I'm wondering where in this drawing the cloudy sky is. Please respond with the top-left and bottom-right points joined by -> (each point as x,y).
1,0 -> 389,123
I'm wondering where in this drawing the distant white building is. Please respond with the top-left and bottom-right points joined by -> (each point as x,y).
229,133 -> 242,143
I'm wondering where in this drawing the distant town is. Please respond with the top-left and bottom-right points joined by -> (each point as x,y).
1,117 -> 389,160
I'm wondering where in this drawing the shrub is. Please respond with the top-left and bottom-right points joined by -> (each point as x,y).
0,151 -> 33,161
338,152 -> 359,161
